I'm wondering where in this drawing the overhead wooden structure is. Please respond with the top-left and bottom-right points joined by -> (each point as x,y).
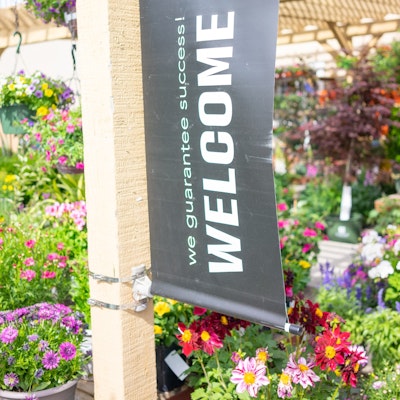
278,0 -> 400,54
0,4 -> 69,56
0,1 -> 399,58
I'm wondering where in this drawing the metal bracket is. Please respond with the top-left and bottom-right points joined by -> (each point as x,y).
88,265 -> 153,312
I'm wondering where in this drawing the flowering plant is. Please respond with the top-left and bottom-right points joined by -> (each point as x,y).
332,225 -> 400,312
277,202 -> 327,295
0,200 -> 89,323
0,70 -> 74,116
0,302 -> 89,394
24,0 -> 76,26
177,297 -> 368,399
153,296 -> 194,347
23,107 -> 84,170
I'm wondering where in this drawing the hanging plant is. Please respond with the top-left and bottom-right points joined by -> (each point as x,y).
24,0 -> 76,27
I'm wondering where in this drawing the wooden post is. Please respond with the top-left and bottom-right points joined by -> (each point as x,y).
76,1 -> 156,399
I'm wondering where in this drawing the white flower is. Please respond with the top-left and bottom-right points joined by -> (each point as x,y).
362,243 -> 384,262
396,261 -> 400,271
368,260 -> 394,279
362,230 -> 381,245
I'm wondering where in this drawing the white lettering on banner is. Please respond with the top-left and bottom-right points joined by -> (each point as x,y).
196,12 -> 242,273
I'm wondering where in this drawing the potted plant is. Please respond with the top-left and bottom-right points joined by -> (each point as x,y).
24,0 -> 77,37
23,107 -> 84,173
153,296 -> 194,393
0,302 -> 89,399
0,200 -> 89,324
0,70 -> 75,134
304,56 -> 399,242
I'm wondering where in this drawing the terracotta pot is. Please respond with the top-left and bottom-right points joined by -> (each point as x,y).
0,380 -> 78,400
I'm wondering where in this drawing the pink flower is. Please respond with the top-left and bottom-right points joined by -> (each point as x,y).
47,253 -> 59,261
277,371 -> 293,398
58,155 -> 68,165
193,307 -> 207,316
25,239 -> 36,249
315,221 -> 326,230
230,357 -> 270,398
42,271 -> 56,279
280,236 -> 289,250
35,133 -> 42,142
57,242 -> 65,250
24,257 -> 35,266
285,353 -> 320,389
20,269 -> 36,281
75,162 -> 84,170
278,219 -> 289,229
277,203 -> 288,212
303,227 -> 317,237
302,243 -> 313,253
66,124 -> 75,133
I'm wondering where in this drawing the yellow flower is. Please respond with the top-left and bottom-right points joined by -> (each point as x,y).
7,185 -> 13,191
41,83 -> 49,90
154,325 -> 163,335
154,301 -> 171,317
7,83 -> 15,91
36,106 -> 49,116
299,260 -> 311,269
44,88 -> 54,97
4,175 -> 15,183
1,185 -> 7,191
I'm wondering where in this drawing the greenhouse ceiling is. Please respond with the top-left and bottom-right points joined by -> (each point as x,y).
0,1 -> 399,57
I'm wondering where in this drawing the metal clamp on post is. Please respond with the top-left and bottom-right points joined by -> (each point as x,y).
88,265 -> 153,312
131,265 -> 153,312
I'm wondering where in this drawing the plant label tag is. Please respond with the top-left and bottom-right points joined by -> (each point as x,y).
164,350 -> 190,380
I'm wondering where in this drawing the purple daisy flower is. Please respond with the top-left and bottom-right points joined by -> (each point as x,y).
42,350 -> 60,370
4,372 -> 19,388
59,342 -> 76,361
34,368 -> 43,379
1,326 -> 18,344
25,395 -> 38,400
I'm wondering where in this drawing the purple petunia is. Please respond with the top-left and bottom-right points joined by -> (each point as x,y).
59,342 -> 76,361
42,350 -> 60,370
1,326 -> 18,344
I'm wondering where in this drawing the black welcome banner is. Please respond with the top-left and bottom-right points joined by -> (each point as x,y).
140,0 -> 299,333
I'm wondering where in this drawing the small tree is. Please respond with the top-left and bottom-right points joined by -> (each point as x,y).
301,55 -> 399,224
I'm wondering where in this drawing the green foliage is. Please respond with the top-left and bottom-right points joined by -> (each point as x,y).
344,309 -> 400,370
297,175 -> 342,219
367,208 -> 400,235
316,287 -> 361,321
350,172 -> 384,220
358,362 -> 400,399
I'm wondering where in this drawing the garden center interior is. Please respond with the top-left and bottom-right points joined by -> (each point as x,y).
0,1 -> 400,400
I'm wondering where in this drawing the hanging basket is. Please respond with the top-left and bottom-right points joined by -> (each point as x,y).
64,7 -> 78,39
0,105 -> 34,135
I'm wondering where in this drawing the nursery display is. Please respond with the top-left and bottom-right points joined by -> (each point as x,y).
0,302 -> 89,398
24,0 -> 76,27
23,107 -> 84,172
175,299 -> 368,399
0,70 -> 75,134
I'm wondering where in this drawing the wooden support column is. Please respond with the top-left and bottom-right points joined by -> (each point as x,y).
77,1 -> 156,399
